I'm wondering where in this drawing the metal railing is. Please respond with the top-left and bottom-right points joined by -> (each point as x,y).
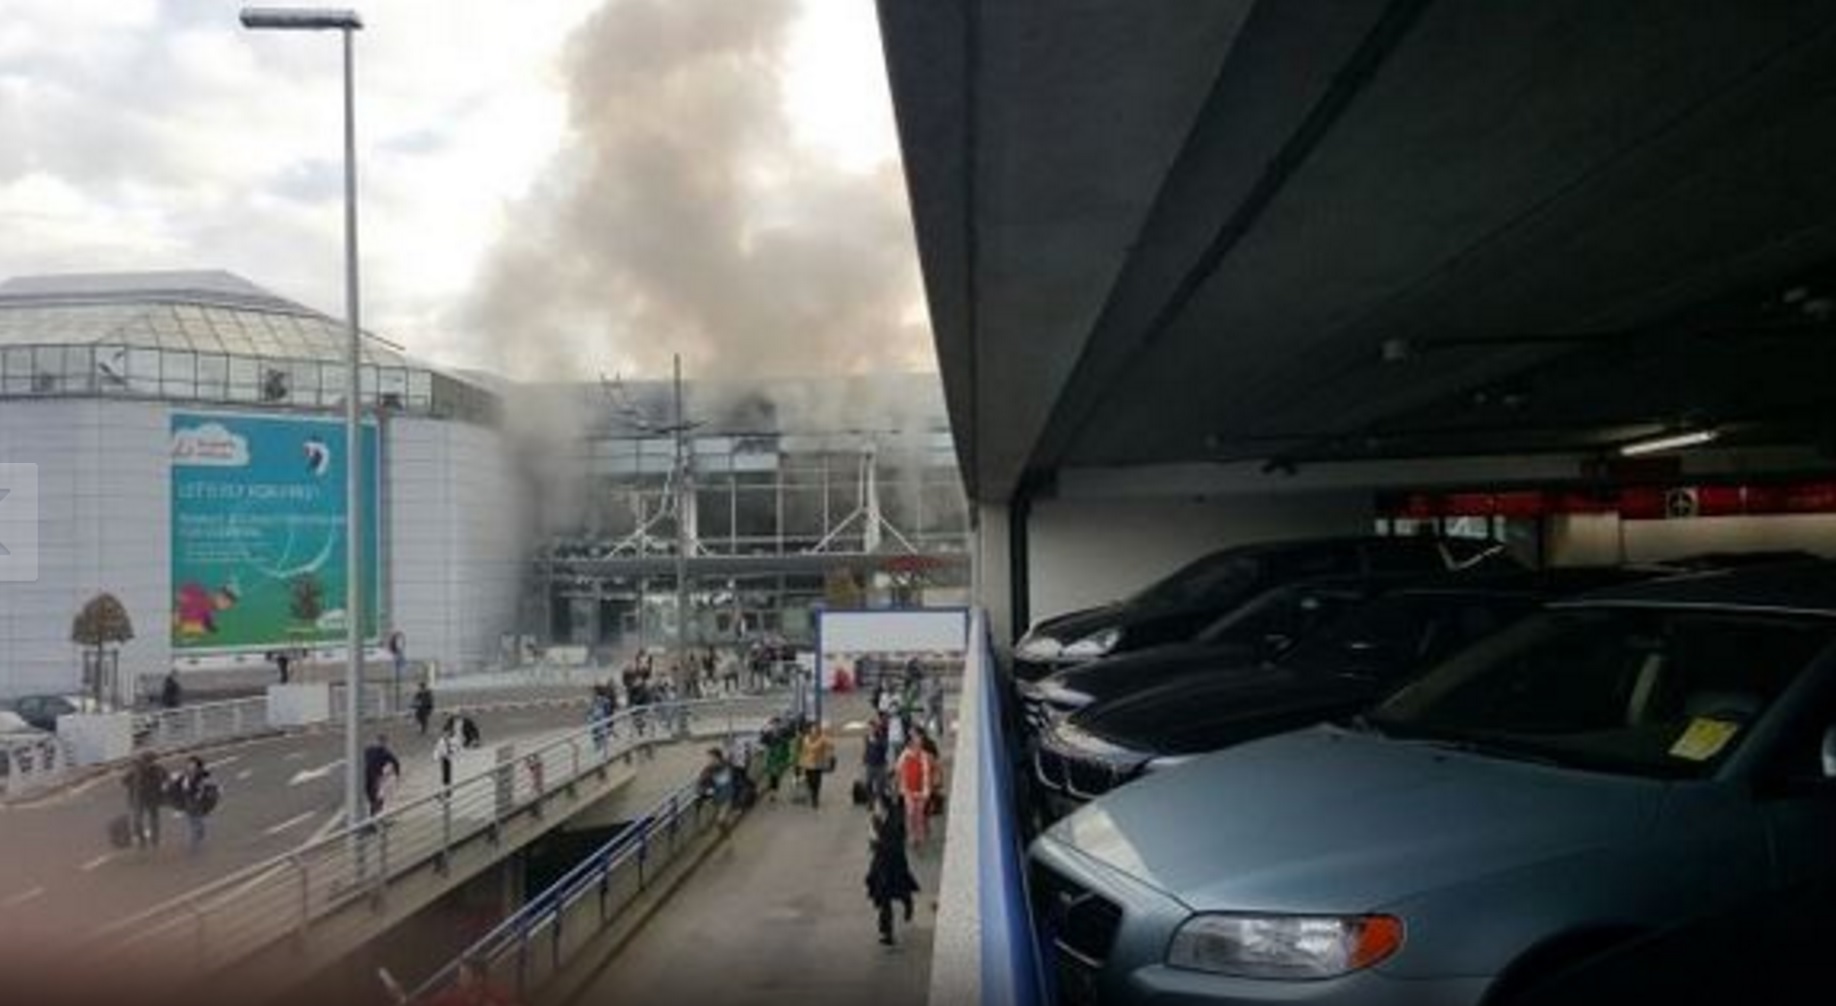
407,755 -> 756,1003
134,696 -> 271,753
86,692 -> 790,981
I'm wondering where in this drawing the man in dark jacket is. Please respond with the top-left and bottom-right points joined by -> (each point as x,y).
412,682 -> 435,736
160,670 -> 182,710
122,751 -> 168,849
865,793 -> 919,945
362,734 -> 401,818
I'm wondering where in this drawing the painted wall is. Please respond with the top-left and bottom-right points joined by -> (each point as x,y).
0,399 -> 170,698
1024,492 -> 1373,626
1548,512 -> 1836,566
387,417 -> 527,676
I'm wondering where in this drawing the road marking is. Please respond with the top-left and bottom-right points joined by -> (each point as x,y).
284,752 -> 307,761
262,810 -> 319,836
236,769 -> 254,781
288,759 -> 344,786
2,886 -> 45,907
80,852 -> 119,872
208,755 -> 240,769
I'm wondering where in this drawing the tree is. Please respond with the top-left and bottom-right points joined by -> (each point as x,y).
72,593 -> 134,708
290,574 -> 325,626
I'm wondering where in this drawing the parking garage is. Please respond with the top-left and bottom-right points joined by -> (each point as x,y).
879,1 -> 1836,1003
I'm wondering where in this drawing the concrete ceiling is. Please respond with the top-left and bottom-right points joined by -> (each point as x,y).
879,0 -> 1836,502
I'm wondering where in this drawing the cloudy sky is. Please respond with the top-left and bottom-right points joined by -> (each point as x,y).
0,0 -> 933,380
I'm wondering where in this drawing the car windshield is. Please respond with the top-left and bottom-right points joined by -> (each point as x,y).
1131,553 -> 1259,609
1195,583 -> 1369,647
1279,592 -> 1535,680
1366,607 -> 1836,779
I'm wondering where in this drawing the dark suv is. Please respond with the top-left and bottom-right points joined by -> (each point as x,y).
1012,535 -> 1512,682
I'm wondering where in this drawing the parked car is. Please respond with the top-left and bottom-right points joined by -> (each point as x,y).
1021,574 -> 1431,735
1497,876 -> 1834,1005
1011,536 -> 1514,681
5,693 -> 80,731
1032,568 -> 1653,816
1029,560 -> 1836,1006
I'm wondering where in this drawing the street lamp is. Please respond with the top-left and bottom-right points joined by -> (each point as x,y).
240,6 -> 367,829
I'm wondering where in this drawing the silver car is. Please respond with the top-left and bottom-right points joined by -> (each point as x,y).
1029,562 -> 1836,1005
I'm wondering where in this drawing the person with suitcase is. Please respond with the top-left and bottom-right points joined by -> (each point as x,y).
121,751 -> 168,850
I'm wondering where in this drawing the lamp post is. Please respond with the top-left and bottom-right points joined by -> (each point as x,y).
240,6 -> 367,829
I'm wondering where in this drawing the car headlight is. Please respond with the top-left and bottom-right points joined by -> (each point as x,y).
1166,913 -> 1403,979
1061,627 -> 1122,659
1016,634 -> 1064,661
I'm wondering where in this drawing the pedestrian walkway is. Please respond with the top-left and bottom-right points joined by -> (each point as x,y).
555,694 -> 944,1006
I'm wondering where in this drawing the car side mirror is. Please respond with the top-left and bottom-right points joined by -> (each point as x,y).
1821,725 -> 1836,781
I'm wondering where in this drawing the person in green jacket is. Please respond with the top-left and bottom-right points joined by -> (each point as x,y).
763,719 -> 796,802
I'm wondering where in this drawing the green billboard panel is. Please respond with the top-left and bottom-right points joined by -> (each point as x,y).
170,412 -> 379,652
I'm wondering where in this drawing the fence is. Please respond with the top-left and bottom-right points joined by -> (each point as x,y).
407,759 -> 755,1003
134,696 -> 270,753
86,693 -> 789,983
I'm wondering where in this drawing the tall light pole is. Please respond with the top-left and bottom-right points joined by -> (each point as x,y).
240,6 -> 367,829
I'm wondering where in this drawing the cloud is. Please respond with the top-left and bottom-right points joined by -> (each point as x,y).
171,422 -> 250,467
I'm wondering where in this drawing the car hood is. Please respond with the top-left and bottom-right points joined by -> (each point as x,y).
1026,601 -> 1141,645
1046,643 -> 1260,706
1070,669 -> 1374,755
1046,726 -> 1663,913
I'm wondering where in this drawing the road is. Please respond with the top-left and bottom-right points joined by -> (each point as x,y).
0,692 -> 594,944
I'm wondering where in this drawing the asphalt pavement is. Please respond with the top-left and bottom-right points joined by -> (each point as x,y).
0,695 -> 593,943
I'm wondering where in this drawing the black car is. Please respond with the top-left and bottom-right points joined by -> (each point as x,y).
1031,567 -> 1660,816
1019,574 -> 1418,734
1011,535 -> 1512,682
5,694 -> 80,732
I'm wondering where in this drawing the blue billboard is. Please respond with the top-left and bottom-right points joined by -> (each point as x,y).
170,412 -> 379,652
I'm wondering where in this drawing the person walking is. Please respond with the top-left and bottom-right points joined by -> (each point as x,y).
865,793 -> 919,946
797,721 -> 835,809
862,716 -> 891,805
895,733 -> 935,847
122,751 -> 168,850
762,719 -> 795,801
434,722 -> 459,791
174,756 -> 216,853
412,682 -> 435,737
160,669 -> 182,710
697,747 -> 737,826
363,733 -> 402,819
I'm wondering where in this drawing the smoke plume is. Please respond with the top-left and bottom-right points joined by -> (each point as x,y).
462,0 -> 933,384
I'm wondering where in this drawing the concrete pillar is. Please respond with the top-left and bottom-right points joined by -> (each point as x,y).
974,501 -> 1015,651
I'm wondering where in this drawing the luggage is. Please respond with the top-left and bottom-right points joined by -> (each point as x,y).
195,779 -> 221,816
925,791 -> 945,818
850,778 -> 870,806
108,813 -> 134,849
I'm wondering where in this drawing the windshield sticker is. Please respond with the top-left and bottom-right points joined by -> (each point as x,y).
1669,718 -> 1741,762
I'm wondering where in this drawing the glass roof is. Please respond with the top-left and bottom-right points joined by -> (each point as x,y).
0,298 -> 410,367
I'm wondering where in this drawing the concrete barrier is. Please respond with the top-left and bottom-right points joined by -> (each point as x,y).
266,683 -> 332,727
57,712 -> 135,765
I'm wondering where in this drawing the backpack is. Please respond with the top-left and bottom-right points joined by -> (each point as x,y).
195,779 -> 221,816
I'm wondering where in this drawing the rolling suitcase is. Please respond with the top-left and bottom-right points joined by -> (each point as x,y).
108,813 -> 134,849
850,778 -> 870,806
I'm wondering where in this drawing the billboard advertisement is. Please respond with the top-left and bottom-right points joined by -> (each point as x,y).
170,412 -> 379,652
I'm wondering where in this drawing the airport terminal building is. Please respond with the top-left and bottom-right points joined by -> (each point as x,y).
0,270 -> 969,699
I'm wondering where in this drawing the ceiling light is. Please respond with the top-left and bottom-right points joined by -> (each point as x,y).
1619,429 -> 1718,457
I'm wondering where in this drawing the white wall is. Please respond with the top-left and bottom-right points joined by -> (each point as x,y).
1549,512 -> 1836,566
1025,491 -> 1373,624
388,418 -> 526,675
0,399 -> 169,698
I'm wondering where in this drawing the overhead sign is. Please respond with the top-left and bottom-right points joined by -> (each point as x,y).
170,413 -> 379,652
